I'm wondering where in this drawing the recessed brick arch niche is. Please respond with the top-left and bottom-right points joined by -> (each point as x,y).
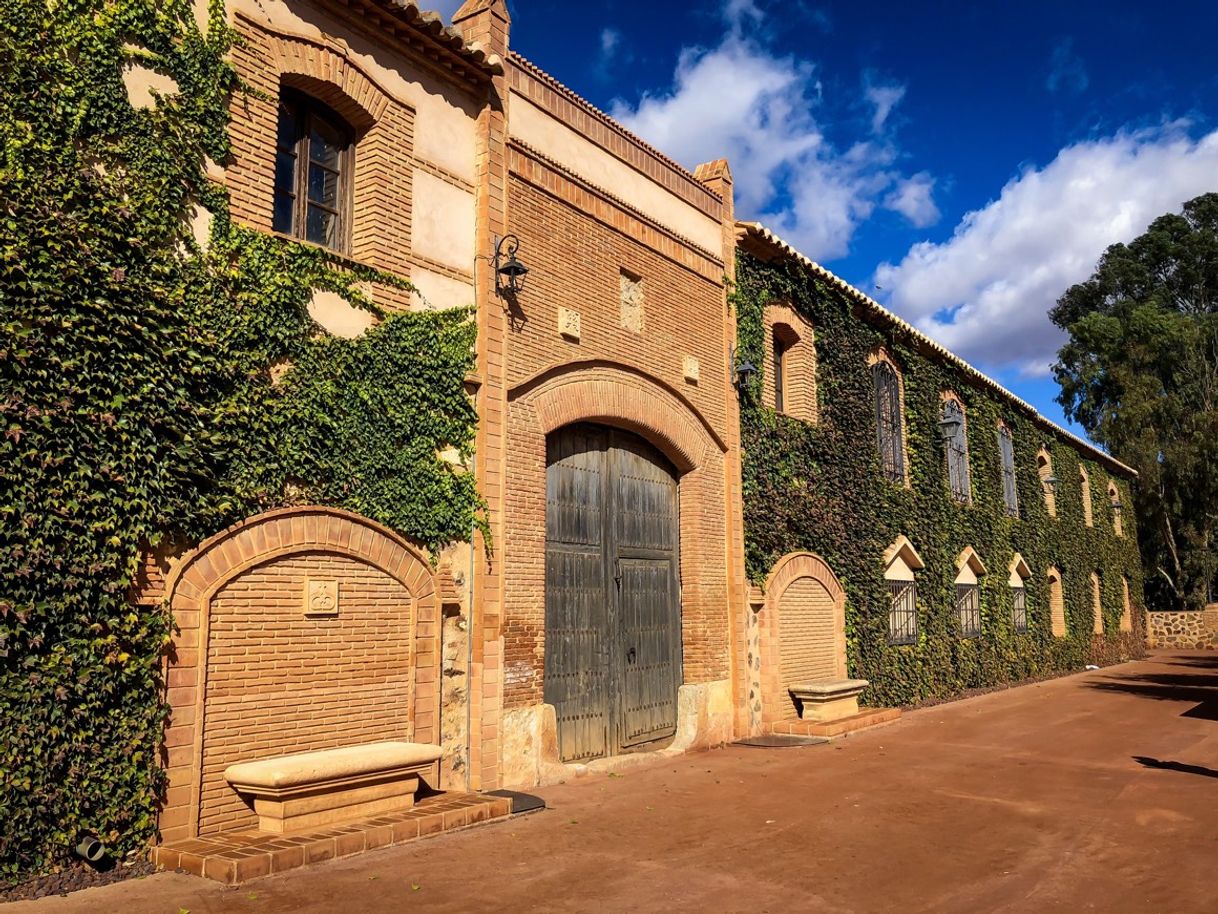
758,552 -> 847,724
159,507 -> 439,843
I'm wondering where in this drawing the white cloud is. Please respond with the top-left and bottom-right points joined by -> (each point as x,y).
864,80 -> 905,134
610,5 -> 937,259
884,172 -> 940,227
874,124 -> 1218,376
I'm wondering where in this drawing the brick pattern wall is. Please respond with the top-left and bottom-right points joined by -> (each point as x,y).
160,508 -> 438,843
197,553 -> 415,835
758,553 -> 847,726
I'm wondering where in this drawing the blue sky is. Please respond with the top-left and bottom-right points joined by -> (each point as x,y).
437,0 -> 1218,435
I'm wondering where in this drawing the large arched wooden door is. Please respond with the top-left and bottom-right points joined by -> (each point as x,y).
545,423 -> 682,762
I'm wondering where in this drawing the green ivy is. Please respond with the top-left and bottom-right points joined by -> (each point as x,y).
0,0 -> 483,883
734,252 -> 1145,709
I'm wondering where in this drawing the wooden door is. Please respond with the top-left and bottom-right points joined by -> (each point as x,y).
545,424 -> 681,762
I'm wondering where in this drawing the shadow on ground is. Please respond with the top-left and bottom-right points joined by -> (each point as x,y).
1133,756 -> 1218,779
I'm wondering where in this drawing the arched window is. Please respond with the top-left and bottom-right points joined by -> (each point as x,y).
1108,481 -> 1124,537
954,548 -> 986,638
998,422 -> 1018,517
1048,567 -> 1066,637
273,90 -> 354,252
1079,465 -> 1094,527
764,305 -> 817,422
871,357 -> 906,485
883,536 -> 923,645
1091,570 -> 1104,634
773,332 -> 788,413
1009,555 -> 1031,634
1037,448 -> 1057,517
940,394 -> 971,504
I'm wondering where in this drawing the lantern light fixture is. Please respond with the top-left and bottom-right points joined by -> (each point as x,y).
494,234 -> 529,296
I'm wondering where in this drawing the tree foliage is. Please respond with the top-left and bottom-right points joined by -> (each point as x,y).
1053,193 -> 1218,610
1,0 -> 482,883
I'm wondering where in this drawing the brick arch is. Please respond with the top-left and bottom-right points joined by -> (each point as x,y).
513,362 -> 725,472
160,507 -> 439,843
759,553 -> 848,723
501,362 -> 733,713
763,302 -> 817,422
272,35 -> 392,132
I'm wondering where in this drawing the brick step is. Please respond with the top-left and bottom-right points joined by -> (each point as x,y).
768,707 -> 901,739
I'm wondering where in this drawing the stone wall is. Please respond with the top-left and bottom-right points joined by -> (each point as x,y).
1148,608 -> 1218,650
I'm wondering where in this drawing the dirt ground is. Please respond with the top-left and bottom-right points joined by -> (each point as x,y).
9,651 -> 1218,914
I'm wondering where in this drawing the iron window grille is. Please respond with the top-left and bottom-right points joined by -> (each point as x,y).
998,426 -> 1019,517
273,91 -> 354,253
956,583 -> 981,638
872,361 -> 906,484
942,399 -> 971,504
888,580 -> 918,645
1012,586 -> 1028,634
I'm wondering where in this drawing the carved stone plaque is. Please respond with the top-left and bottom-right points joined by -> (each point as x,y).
304,579 -> 339,617
558,306 -> 582,341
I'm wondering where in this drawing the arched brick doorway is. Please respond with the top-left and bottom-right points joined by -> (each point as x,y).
544,423 -> 682,762
160,507 -> 438,842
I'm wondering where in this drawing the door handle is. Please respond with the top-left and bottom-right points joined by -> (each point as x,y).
627,646 -> 637,665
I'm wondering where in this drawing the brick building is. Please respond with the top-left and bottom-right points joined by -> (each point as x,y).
147,0 -> 1142,846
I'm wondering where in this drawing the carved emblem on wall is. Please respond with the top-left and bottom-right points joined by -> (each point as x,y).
620,271 -> 645,333
304,579 -> 339,617
558,306 -> 582,341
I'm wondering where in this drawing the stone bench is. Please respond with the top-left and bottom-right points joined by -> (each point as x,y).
788,679 -> 869,723
224,741 -> 443,834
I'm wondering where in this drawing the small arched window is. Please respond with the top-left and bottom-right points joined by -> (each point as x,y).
1048,567 -> 1066,637
1108,481 -> 1124,537
773,332 -> 788,413
1079,465 -> 1094,527
940,395 -> 971,504
872,358 -> 906,485
997,422 -> 1018,517
1037,448 -> 1057,517
273,90 -> 354,252
883,536 -> 923,645
1009,554 -> 1031,634
954,548 -> 986,639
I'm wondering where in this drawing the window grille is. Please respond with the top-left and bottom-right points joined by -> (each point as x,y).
942,399 -> 971,504
888,580 -> 918,645
1011,586 -> 1028,634
956,583 -> 981,638
872,361 -> 906,484
998,426 -> 1018,517
273,91 -> 353,252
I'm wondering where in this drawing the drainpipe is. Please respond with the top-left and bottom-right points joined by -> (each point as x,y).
465,448 -> 477,793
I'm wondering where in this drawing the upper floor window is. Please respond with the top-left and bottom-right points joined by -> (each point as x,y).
273,90 -> 354,252
763,304 -> 816,423
1108,481 -> 1124,537
884,536 -> 924,645
1079,465 -> 1094,527
1037,447 -> 1057,518
773,334 -> 788,413
940,394 -> 971,504
871,355 -> 906,485
998,423 -> 1018,517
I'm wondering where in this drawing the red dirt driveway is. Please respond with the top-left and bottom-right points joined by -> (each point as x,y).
11,651 -> 1218,914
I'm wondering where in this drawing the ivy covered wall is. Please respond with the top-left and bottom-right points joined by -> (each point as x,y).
735,249 -> 1145,709
0,0 -> 483,882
